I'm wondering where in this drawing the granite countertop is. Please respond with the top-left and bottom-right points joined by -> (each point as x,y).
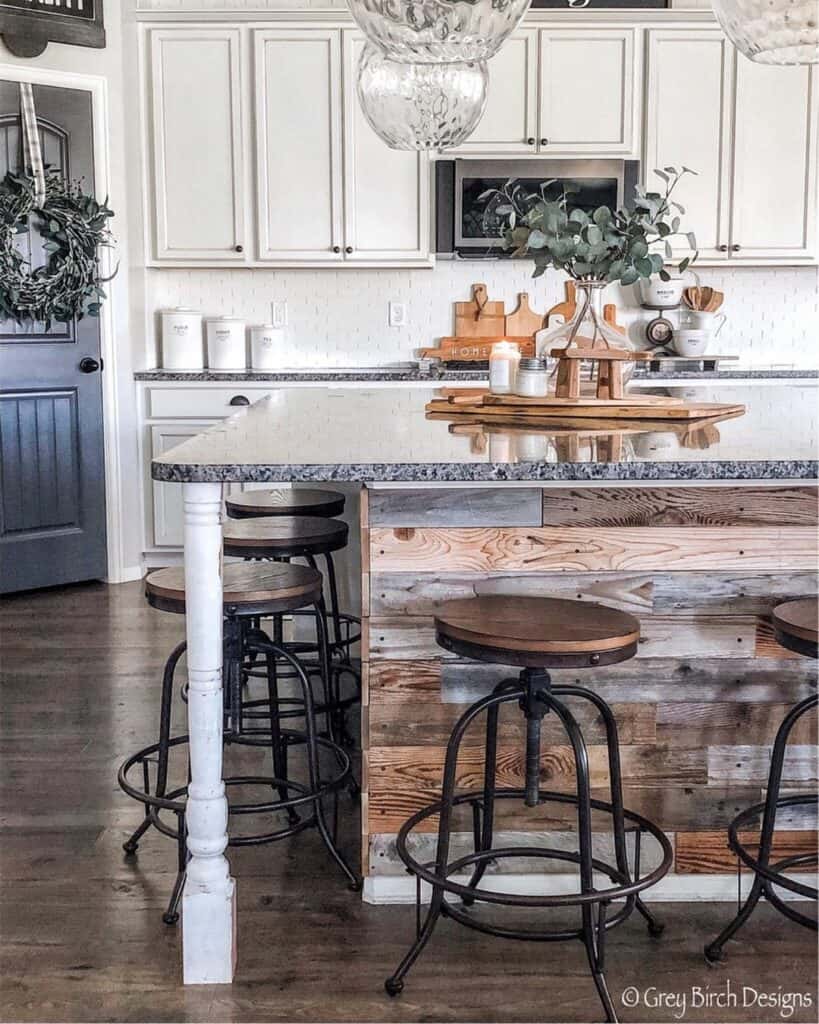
135,367 -> 817,383
152,383 -> 818,483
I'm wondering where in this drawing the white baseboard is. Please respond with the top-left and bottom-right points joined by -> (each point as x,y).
363,872 -> 815,905
106,564 -> 144,584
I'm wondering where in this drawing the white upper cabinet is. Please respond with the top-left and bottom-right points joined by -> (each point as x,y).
451,29 -> 538,154
341,31 -> 430,262
255,28 -> 344,262
731,59 -> 817,260
646,27 -> 817,263
147,27 -> 247,262
539,29 -> 640,155
645,30 -> 733,260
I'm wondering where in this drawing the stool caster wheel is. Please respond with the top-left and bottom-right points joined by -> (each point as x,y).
162,911 -> 180,926
647,920 -> 665,938
122,840 -> 138,856
385,978 -> 404,997
704,943 -> 723,966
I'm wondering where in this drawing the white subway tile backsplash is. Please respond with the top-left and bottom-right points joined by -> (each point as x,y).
144,263 -> 819,369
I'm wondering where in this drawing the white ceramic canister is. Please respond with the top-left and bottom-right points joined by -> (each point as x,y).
160,307 -> 203,370
250,323 -> 282,371
206,316 -> 247,371
674,329 -> 709,357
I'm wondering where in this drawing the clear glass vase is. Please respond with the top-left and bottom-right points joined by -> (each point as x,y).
711,0 -> 819,65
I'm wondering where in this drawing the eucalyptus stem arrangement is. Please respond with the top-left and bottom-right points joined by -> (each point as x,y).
483,167 -> 699,285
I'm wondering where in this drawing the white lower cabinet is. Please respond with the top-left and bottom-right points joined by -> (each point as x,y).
150,423 -> 217,548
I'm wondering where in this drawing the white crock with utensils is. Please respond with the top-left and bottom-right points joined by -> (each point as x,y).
681,309 -> 727,336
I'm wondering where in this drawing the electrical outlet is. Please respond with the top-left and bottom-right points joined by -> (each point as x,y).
271,301 -> 288,328
389,301 -> 407,328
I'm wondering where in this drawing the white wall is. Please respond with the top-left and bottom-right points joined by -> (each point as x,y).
0,1 -> 144,579
143,261 -> 819,370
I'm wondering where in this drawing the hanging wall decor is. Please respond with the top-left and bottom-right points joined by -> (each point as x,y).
711,0 -> 818,64
357,44 -> 488,150
347,0 -> 531,63
0,84 -> 114,327
0,0 -> 105,59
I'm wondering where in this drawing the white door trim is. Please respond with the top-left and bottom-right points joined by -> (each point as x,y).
0,63 -> 128,584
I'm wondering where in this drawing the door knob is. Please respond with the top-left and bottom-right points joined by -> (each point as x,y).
79,357 -> 100,373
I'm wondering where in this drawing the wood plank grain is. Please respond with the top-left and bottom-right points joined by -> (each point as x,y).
755,618 -> 802,659
439,657 -> 816,705
368,700 -> 656,747
541,487 -> 818,528
707,745 -> 818,784
653,571 -> 817,614
370,572 -> 654,616
657,703 -> 818,747
675,830 -> 817,874
370,526 -> 817,573
368,487 -> 543,527
368,614 -> 759,662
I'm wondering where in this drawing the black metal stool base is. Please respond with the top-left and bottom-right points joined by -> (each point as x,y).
705,694 -> 818,964
384,669 -> 673,1024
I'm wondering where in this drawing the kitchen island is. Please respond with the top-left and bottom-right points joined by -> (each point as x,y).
152,383 -> 818,984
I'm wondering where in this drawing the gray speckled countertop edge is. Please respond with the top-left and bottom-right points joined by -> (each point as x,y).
135,368 -> 818,383
151,459 -> 819,484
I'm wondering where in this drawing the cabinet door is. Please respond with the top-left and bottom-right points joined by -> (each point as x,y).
539,29 -> 640,155
148,28 -> 247,262
645,30 -> 733,261
731,60 -> 817,260
449,29 -> 538,154
255,28 -> 344,262
150,424 -> 216,547
342,31 -> 431,263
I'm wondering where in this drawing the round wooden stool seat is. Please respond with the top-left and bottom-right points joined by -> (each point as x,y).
225,488 -> 345,520
223,516 -> 348,559
772,599 -> 818,658
434,596 -> 640,668
145,561 -> 322,616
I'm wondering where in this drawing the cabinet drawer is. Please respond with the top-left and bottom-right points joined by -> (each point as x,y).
146,386 -> 272,419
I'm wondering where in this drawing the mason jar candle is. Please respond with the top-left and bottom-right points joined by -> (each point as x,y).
206,316 -> 246,371
160,307 -> 203,370
250,323 -> 282,371
489,341 -> 521,395
515,357 -> 549,398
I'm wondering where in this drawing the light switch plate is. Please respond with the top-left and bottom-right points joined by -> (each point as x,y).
389,302 -> 407,328
271,301 -> 288,328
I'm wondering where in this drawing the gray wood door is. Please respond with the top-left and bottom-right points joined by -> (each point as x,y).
0,81 -> 107,594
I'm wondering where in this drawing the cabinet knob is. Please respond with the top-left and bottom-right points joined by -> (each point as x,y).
731,244 -> 741,251
540,138 -> 548,146
717,244 -> 729,252
332,245 -> 341,253
345,246 -> 353,254
234,244 -> 244,253
229,395 -> 250,407
526,137 -> 535,146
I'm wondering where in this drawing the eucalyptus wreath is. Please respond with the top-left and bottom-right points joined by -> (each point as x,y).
0,168 -> 115,328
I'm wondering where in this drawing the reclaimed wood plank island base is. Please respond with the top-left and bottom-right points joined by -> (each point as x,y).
150,383 -> 818,984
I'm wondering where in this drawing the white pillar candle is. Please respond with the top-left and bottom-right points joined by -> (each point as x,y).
489,341 -> 521,395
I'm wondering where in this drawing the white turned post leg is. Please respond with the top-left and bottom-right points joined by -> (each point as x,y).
181,481 -> 236,984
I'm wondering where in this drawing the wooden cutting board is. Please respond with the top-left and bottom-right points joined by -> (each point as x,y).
419,336 -> 536,362
454,283 -> 506,339
505,292 -> 544,337
426,396 -> 746,422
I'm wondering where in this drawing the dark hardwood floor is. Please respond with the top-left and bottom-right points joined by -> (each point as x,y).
1,581 -> 816,1023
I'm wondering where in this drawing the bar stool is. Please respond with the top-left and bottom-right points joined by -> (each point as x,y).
384,596 -> 672,1023
705,599 -> 818,963
225,487 -> 346,520
223,516 -> 360,743
118,561 -> 360,926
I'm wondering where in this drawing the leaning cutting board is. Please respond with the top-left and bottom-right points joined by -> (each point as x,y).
454,283 -> 506,338
419,336 -> 536,362
505,292 -> 544,337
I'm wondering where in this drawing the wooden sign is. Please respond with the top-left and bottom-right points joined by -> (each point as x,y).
0,0 -> 105,58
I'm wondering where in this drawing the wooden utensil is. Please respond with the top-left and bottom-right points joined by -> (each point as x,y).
454,283 -> 505,338
505,292 -> 544,338
704,290 -> 724,312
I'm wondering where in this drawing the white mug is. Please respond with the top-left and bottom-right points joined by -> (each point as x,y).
674,329 -> 709,357
682,309 -> 727,336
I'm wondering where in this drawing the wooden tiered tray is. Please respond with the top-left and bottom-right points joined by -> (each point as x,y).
426,389 -> 746,423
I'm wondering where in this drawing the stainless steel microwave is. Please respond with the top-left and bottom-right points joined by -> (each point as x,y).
435,158 -> 640,258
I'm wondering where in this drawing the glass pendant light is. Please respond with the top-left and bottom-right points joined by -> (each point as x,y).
712,0 -> 819,64
347,0 -> 531,63
356,45 -> 488,150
